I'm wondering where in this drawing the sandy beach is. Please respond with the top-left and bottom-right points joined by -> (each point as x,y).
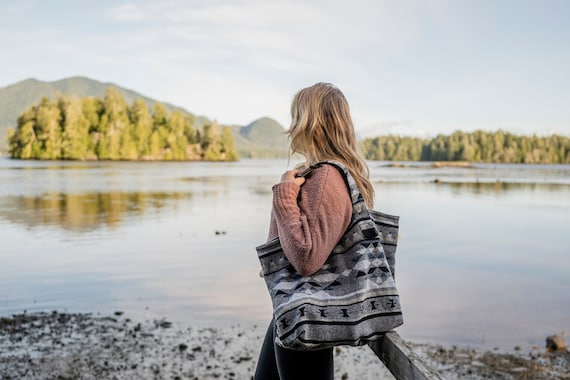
1,311 -> 568,379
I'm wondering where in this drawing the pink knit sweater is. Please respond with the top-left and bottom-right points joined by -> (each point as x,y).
267,164 -> 353,276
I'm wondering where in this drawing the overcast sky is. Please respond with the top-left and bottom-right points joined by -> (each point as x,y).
1,0 -> 568,136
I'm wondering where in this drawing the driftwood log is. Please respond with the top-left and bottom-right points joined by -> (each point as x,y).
369,331 -> 445,380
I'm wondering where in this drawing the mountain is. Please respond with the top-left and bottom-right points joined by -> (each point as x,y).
231,117 -> 289,158
0,77 -> 288,157
0,76 -> 198,153
0,77 -> 195,125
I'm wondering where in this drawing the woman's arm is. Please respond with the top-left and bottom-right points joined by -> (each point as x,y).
270,165 -> 352,276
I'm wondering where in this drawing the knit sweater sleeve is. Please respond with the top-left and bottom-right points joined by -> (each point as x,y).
268,164 -> 353,276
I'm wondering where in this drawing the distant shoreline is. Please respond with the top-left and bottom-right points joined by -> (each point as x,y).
3,155 -> 570,166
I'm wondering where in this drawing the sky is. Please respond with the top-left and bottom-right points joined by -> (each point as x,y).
1,0 -> 569,137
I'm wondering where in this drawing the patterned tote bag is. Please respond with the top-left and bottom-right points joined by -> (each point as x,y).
256,161 -> 403,350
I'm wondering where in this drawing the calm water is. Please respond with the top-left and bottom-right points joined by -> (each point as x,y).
0,158 -> 569,352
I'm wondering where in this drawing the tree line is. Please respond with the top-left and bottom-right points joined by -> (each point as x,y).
8,87 -> 238,161
361,130 -> 570,164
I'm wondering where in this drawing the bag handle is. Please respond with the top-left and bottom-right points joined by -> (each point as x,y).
298,160 -> 379,239
299,160 -> 367,206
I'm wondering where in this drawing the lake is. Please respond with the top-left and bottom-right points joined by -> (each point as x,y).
0,157 -> 568,352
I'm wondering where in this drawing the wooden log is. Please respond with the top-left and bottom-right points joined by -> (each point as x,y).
368,331 -> 445,380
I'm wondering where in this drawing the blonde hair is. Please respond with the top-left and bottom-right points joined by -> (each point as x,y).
288,82 -> 375,208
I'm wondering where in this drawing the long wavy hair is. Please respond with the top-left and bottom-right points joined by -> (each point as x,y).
288,82 -> 374,208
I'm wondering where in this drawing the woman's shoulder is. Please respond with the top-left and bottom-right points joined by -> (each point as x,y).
300,163 -> 352,222
310,163 -> 346,181
303,163 -> 349,195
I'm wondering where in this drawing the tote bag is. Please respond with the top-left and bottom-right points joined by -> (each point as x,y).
256,161 -> 403,350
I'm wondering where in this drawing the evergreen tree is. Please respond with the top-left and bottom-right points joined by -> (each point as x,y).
221,126 -> 238,161
35,97 -> 62,160
148,131 -> 161,159
8,90 -> 238,161
361,130 -> 570,164
59,96 -> 90,160
166,110 -> 188,160
129,99 -> 153,157
9,107 -> 38,159
82,97 -> 102,159
99,87 -> 130,160
201,123 -> 219,160
119,126 -> 139,160
152,102 -> 169,159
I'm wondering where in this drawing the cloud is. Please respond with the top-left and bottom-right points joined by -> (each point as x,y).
107,2 -> 324,68
0,0 -> 453,130
104,0 -> 434,73
0,0 -> 36,14
98,0 -> 448,126
3,0 -> 567,141
108,3 -> 149,21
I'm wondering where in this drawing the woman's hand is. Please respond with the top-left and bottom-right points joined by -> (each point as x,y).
279,169 -> 306,187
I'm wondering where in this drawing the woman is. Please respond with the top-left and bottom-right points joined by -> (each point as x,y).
254,82 -> 375,379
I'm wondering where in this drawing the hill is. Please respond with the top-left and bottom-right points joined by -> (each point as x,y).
0,77 -> 288,157
0,77 -> 198,153
0,77 -> 195,125
231,117 -> 289,158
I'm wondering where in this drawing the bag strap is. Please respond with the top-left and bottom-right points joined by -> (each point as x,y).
299,160 -> 365,205
300,160 -> 374,225
305,161 -> 384,256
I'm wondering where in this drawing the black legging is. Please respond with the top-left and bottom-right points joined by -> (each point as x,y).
253,318 -> 334,380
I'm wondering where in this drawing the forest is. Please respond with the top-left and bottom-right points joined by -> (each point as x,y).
7,85 -> 570,164
7,87 -> 238,161
361,131 -> 570,164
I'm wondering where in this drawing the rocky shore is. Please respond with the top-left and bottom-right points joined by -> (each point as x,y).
1,311 -> 568,379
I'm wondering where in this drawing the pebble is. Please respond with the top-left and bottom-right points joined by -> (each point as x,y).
1,312 -> 568,380
546,334 -> 567,351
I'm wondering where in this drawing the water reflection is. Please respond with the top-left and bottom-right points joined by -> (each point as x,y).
440,181 -> 570,194
0,191 -> 193,232
374,180 -> 570,199
3,164 -> 105,171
